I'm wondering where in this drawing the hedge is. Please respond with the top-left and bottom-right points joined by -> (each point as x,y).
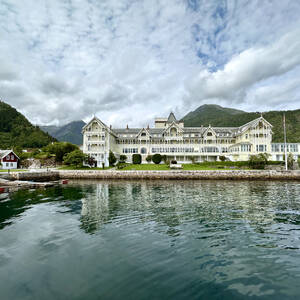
152,154 -> 162,164
132,154 -> 142,164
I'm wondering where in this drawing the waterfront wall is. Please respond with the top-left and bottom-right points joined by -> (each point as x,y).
9,171 -> 60,181
6,170 -> 300,181
58,170 -> 300,180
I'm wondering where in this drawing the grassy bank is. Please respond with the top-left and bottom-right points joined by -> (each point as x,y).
119,163 -> 249,171
0,169 -> 28,172
59,165 -> 112,170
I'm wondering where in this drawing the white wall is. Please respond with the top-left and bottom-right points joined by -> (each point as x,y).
1,161 -> 18,169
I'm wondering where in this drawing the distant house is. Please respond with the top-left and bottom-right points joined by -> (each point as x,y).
0,150 -> 19,169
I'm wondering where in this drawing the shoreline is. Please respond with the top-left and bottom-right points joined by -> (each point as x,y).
5,169 -> 300,181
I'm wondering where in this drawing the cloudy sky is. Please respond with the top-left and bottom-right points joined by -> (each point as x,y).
1,0 -> 300,127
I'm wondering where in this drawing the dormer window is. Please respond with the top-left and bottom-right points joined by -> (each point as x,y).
141,132 -> 146,137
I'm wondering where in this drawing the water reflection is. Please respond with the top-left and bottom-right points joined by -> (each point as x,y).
76,180 -> 300,238
1,180 -> 300,299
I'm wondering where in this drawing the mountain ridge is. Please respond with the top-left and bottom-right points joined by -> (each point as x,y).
40,120 -> 86,145
182,104 -> 300,142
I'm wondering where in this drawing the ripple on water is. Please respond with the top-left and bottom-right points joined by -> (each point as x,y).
0,180 -> 300,300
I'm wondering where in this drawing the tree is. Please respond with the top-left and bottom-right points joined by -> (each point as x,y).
44,142 -> 78,162
119,155 -> 127,163
109,151 -> 117,166
63,150 -> 87,167
146,155 -> 152,163
287,153 -> 294,169
152,153 -> 162,164
132,154 -> 142,164
85,155 -> 96,167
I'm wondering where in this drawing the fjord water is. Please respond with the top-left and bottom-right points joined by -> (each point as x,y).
0,181 -> 300,300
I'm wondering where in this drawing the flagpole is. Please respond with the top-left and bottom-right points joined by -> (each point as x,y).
283,114 -> 288,171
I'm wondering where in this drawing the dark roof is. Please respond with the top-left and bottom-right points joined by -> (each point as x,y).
167,112 -> 177,123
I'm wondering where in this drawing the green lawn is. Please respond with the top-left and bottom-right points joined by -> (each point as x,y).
58,165 -> 112,170
58,164 -> 248,171
120,163 -> 245,171
0,169 -> 27,172
121,164 -> 170,170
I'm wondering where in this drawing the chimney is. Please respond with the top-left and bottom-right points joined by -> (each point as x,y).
110,125 -> 112,130
126,124 -> 129,130
147,124 -> 149,130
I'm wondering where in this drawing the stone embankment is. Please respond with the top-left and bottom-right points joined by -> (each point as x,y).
57,170 -> 300,180
4,169 -> 300,181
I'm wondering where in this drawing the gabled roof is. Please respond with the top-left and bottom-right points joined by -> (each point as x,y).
82,116 -> 117,137
162,121 -> 183,134
82,116 -> 107,131
202,125 -> 217,137
0,150 -> 19,160
136,128 -> 151,138
238,116 -> 273,134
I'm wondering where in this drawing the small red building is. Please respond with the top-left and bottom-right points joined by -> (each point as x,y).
0,150 -> 19,170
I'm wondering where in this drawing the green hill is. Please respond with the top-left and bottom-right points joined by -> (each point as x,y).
182,104 -> 300,143
0,101 -> 56,149
40,120 -> 85,145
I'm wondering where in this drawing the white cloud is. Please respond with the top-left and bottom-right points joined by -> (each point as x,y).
185,29 -> 300,107
0,0 -> 300,126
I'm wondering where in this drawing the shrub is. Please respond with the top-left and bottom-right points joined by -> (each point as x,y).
132,154 -> 142,164
170,159 -> 177,164
116,162 -> 126,169
287,153 -> 294,169
219,156 -> 226,162
190,156 -> 196,164
85,155 -> 97,167
109,151 -> 117,166
248,153 -> 269,169
146,155 -> 152,163
119,155 -> 127,163
161,155 -> 167,163
63,150 -> 87,167
152,153 -> 162,164
43,142 -> 78,162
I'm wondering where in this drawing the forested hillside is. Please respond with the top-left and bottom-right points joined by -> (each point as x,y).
0,101 -> 56,148
182,105 -> 300,142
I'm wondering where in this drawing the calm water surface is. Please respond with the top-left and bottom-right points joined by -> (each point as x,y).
0,180 -> 300,300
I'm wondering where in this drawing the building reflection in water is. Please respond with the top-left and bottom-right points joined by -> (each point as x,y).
76,180 -> 300,237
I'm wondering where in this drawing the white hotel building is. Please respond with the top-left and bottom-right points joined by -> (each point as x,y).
82,112 -> 300,167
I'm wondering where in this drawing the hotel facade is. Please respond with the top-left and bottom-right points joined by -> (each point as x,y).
82,113 -> 300,167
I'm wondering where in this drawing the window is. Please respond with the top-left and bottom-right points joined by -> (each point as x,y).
141,147 -> 147,154
207,132 -> 213,137
141,132 -> 146,137
256,144 -> 267,152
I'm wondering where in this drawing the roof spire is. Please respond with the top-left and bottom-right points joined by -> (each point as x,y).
167,112 -> 177,123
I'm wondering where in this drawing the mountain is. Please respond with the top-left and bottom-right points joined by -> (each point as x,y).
182,104 -> 245,126
40,120 -> 85,145
0,101 -> 56,149
182,104 -> 300,143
